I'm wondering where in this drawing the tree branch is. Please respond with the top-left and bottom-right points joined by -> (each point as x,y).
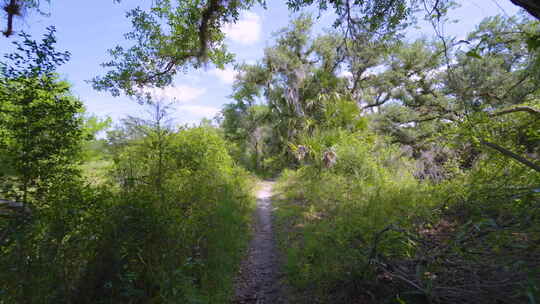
3,0 -> 21,37
480,140 -> 540,172
138,0 -> 224,85
490,106 -> 540,117
510,0 -> 540,20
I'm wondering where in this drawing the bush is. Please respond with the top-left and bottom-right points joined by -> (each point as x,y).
274,130 -> 540,304
0,126 -> 255,303
274,132 -> 437,302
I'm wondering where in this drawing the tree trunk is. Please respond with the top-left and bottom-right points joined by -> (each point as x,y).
510,0 -> 540,20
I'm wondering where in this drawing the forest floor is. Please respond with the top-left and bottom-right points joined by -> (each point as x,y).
233,181 -> 288,304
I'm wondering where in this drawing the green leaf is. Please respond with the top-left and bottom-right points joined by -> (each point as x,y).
526,34 -> 540,51
465,50 -> 482,59
396,295 -> 408,304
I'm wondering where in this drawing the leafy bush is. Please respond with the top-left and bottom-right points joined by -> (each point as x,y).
274,132 -> 437,302
274,129 -> 540,303
68,126 -> 254,303
1,124 -> 254,303
0,180 -> 115,303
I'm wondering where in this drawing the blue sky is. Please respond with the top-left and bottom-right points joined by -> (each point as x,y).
0,0 -> 521,126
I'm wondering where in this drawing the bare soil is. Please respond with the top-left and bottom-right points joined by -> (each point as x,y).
233,181 -> 288,304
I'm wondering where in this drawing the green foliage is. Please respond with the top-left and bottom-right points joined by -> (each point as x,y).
1,122 -> 255,303
220,103 -> 270,174
0,28 -> 97,303
264,14 -> 539,304
1,30 -> 254,303
274,133 -> 435,302
286,0 -> 416,35
0,181 -> 115,303
2,4 -> 539,304
0,27 -> 83,204
275,129 -> 539,303
80,114 -> 112,162
223,15 -> 370,173
106,124 -> 254,303
90,0 -> 433,99
80,159 -> 112,185
94,106 -> 256,303
92,0 -> 264,101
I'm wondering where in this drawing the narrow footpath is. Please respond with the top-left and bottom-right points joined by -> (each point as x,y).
233,181 -> 287,304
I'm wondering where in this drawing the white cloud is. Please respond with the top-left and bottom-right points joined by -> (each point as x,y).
210,66 -> 238,84
177,105 -> 220,118
144,85 -> 206,102
222,12 -> 261,45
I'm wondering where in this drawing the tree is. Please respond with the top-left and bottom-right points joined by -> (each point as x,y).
221,102 -> 270,171
2,0 -> 52,37
0,27 -> 92,303
222,15 -> 371,171
367,15 -> 540,172
510,0 -> 540,19
106,100 -> 178,201
80,114 -> 112,161
0,27 -> 84,206
91,0 -> 540,101
4,0 -> 540,40
91,0 -> 265,102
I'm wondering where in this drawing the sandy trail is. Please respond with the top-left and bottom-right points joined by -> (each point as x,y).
233,181 -> 287,304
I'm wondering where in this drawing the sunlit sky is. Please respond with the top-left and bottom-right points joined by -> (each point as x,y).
0,0 -> 521,126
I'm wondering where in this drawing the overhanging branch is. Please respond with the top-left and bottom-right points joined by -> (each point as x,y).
510,0 -> 540,20
137,0 -> 224,86
481,140 -> 540,173
490,106 -> 540,117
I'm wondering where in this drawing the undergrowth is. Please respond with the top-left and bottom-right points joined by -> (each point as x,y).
0,127 -> 255,303
273,132 -> 540,304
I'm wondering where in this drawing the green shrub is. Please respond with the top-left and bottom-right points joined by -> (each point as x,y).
274,132 -> 436,302
82,126 -> 255,303
275,129 -> 540,303
0,126 -> 255,304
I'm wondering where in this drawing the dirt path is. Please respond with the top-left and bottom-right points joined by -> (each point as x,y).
233,181 -> 287,304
